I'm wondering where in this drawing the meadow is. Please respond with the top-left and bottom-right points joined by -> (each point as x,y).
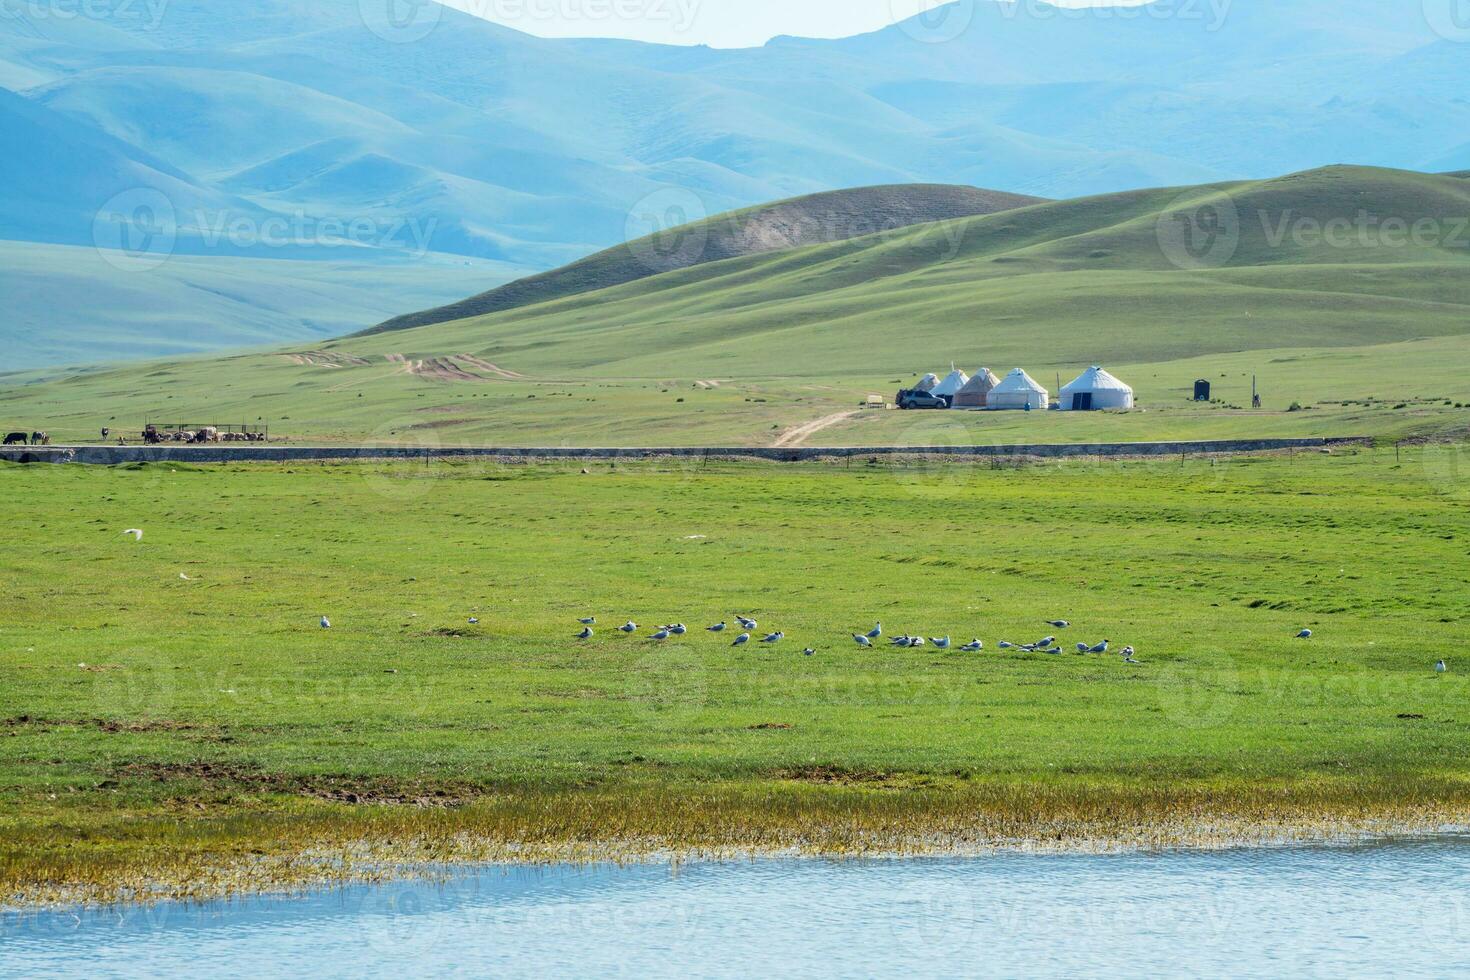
4,447 -> 1470,904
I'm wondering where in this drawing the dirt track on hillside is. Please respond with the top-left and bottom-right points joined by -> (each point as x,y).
772,410 -> 862,448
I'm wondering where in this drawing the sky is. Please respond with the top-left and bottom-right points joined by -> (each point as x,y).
440,0 -> 1138,49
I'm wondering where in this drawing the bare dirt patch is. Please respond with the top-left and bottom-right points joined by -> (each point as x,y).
456,354 -> 526,380
117,761 -> 475,807
392,355 -> 520,384
4,716 -> 211,735
279,351 -> 370,369
776,765 -> 901,785
407,418 -> 474,431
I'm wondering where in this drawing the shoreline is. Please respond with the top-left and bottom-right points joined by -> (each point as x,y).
7,802 -> 1469,913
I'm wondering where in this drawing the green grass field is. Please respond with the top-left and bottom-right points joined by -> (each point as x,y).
5,166 -> 1470,448
4,447 -> 1470,903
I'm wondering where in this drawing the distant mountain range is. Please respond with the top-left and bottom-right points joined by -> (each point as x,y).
4,0 -> 1468,366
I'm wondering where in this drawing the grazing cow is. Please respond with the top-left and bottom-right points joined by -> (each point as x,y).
142,426 -> 163,444
31,432 -> 49,446
196,427 -> 219,443
3,432 -> 28,445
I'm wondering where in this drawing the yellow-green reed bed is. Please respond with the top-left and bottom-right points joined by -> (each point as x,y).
2,447 -> 1469,905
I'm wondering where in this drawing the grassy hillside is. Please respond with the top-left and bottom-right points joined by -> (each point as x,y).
367,184 -> 1045,333
6,167 -> 1470,447
4,450 -> 1470,903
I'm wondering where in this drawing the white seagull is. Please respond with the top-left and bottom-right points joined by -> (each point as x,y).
468,617 -> 479,625
1035,636 -> 1056,649
1046,620 -> 1071,629
961,639 -> 983,652
910,636 -> 926,647
619,622 -> 638,633
1437,660 -> 1448,674
760,632 -> 784,644
891,635 -> 912,646
803,648 -> 815,657
650,628 -> 671,641
867,623 -> 883,639
736,616 -> 757,630
579,617 -> 597,625
1296,629 -> 1313,639
1088,640 -> 1110,654
732,632 -> 751,647
1123,646 -> 1139,664
1076,642 -> 1090,653
320,616 -> 331,629
579,627 -> 594,639
930,636 -> 951,649
708,622 -> 727,633
670,624 -> 688,635
853,634 -> 873,647
123,529 -> 144,541
998,641 -> 1015,649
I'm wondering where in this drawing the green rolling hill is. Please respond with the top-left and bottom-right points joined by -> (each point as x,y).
366,183 -> 1046,333
5,166 -> 1470,448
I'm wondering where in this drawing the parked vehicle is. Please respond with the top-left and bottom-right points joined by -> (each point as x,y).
895,389 -> 951,410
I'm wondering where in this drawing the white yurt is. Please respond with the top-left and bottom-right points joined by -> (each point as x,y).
931,368 -> 970,400
1059,366 -> 1134,411
953,368 -> 1001,409
988,369 -> 1050,411
914,373 -> 941,392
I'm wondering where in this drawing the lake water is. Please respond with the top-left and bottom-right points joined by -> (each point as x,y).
5,838 -> 1470,978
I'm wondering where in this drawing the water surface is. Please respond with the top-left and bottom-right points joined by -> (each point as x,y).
5,839 -> 1469,978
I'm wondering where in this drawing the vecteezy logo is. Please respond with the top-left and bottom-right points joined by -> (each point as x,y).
359,0 -> 442,43
624,187 -> 710,275
891,0 -> 976,43
93,188 -> 177,272
1155,189 -> 1241,270
1423,440 -> 1470,501
1424,0 -> 1470,42
1153,655 -> 1240,729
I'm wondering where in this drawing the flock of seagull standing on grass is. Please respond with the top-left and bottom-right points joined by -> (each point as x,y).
556,618 -> 1447,672
316,607 -> 1447,672
569,615 -> 1142,663
120,529 -> 1447,673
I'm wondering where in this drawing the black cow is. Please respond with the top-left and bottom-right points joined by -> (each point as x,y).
3,432 -> 28,446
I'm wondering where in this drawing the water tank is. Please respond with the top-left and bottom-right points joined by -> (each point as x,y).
1194,380 -> 1212,402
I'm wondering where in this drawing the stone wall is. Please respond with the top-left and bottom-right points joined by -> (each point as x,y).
2,438 -> 1365,466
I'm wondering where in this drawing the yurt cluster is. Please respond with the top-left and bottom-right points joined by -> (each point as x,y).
916,366 -> 1135,411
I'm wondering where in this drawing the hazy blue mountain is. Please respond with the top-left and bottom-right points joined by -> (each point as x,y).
3,0 -> 1468,365
0,242 -> 521,371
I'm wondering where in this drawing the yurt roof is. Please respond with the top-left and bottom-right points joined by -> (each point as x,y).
1061,366 -> 1133,393
914,373 -> 940,391
992,368 -> 1048,394
933,369 -> 970,396
957,368 -> 1000,394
